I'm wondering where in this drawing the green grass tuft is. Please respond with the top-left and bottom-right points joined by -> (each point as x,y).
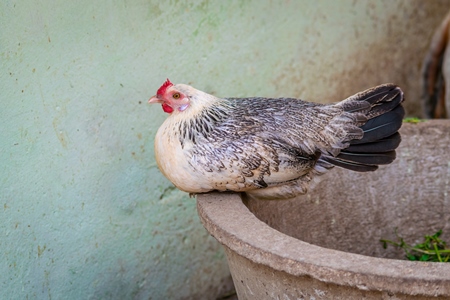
381,229 -> 450,262
403,117 -> 425,124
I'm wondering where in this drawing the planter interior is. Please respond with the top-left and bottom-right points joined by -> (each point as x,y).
197,120 -> 450,299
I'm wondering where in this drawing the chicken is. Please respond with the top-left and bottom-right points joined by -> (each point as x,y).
149,79 -> 405,200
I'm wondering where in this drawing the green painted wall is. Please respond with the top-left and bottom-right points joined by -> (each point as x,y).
1,1 -> 448,299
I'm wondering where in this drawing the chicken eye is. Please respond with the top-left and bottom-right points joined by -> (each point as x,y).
173,93 -> 180,99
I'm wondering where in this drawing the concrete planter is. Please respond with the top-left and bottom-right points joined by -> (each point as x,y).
197,120 -> 450,299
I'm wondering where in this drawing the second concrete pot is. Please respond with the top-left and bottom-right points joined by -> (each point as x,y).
197,120 -> 450,299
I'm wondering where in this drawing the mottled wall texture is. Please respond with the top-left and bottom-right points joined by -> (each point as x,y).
1,1 -> 448,299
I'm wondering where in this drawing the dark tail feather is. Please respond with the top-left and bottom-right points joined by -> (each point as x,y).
337,84 -> 403,118
352,105 -> 405,144
345,132 -> 401,153
320,156 -> 379,172
324,84 -> 405,172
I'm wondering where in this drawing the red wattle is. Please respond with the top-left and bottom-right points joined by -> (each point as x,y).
162,103 -> 174,114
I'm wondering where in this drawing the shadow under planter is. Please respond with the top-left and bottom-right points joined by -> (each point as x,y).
197,120 -> 450,299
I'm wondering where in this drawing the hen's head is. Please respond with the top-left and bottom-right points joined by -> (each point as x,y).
148,79 -> 216,115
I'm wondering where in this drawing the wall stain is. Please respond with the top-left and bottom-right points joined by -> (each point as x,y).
52,104 -> 69,149
38,245 -> 47,257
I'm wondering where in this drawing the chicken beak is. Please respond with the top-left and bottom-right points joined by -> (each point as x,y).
148,95 -> 163,104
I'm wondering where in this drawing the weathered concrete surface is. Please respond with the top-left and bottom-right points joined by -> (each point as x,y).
197,120 -> 450,299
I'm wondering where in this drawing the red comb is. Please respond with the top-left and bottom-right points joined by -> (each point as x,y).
157,78 -> 173,96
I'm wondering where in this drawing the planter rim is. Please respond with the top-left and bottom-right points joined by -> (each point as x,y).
197,190 -> 450,296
